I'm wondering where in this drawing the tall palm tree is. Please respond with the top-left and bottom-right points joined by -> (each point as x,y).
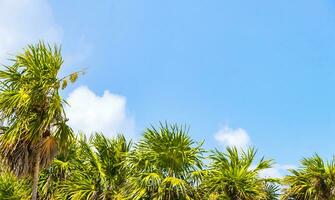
282,154 -> 335,200
201,147 -> 276,200
123,123 -> 204,200
60,133 -> 131,200
0,42 -> 80,200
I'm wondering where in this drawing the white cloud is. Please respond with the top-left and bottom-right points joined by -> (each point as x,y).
214,125 -> 251,149
0,0 -> 62,63
65,86 -> 135,137
259,164 -> 296,178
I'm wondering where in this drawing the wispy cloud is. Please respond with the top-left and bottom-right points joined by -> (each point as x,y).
214,125 -> 251,149
0,0 -> 62,63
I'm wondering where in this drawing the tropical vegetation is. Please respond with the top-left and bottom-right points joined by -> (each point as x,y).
0,42 -> 334,200
200,147 -> 278,200
282,155 -> 335,200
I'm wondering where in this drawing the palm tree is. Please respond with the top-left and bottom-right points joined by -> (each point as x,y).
201,147 -> 276,200
60,133 -> 131,200
0,42 -> 80,200
123,123 -> 204,200
282,154 -> 335,200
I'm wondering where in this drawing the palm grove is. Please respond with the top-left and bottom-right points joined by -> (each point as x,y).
0,43 -> 334,200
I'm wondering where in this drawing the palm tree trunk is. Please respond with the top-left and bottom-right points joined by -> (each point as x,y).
31,150 -> 41,200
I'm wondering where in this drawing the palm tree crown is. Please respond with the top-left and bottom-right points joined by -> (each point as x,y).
60,133 -> 131,200
201,147 -> 276,200
0,42 -> 79,199
124,123 -> 204,200
282,154 -> 335,200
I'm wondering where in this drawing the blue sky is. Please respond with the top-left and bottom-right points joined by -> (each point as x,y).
2,0 -> 335,175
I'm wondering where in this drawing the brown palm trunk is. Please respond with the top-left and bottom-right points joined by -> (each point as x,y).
31,150 -> 41,200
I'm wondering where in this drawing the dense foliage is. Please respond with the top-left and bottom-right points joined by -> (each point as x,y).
0,43 -> 334,200
123,124 -> 204,200
282,155 -> 335,200
1,125 -> 282,200
200,148 -> 277,200
4,123 -> 333,200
